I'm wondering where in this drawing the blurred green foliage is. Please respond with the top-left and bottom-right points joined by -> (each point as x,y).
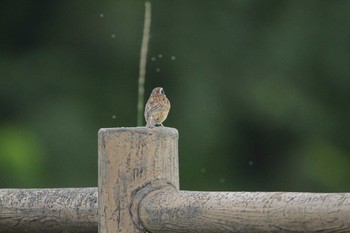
1,0 -> 349,192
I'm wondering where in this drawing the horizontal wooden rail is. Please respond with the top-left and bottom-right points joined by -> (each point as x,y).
140,188 -> 350,232
0,188 -> 97,233
2,189 -> 349,233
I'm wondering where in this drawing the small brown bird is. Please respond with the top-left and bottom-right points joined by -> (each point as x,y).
144,87 -> 171,128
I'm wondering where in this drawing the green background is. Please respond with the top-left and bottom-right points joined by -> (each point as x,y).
1,0 -> 350,192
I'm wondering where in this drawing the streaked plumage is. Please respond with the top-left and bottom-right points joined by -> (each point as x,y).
144,87 -> 171,128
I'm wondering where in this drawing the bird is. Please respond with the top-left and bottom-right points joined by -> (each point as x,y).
144,87 -> 171,128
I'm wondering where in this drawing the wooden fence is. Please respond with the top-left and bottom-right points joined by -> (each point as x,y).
1,127 -> 349,232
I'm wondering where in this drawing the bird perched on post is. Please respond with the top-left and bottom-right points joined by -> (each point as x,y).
144,87 -> 171,128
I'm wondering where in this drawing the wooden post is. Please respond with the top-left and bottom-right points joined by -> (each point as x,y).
0,188 -> 97,233
98,127 -> 179,233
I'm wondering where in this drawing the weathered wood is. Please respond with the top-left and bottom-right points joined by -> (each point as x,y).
2,127 -> 350,233
0,188 -> 97,233
98,127 -> 179,233
140,190 -> 350,232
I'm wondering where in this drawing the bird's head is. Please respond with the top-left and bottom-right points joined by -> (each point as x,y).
151,87 -> 166,96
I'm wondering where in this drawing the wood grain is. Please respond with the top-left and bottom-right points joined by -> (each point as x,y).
0,188 -> 97,233
140,190 -> 350,232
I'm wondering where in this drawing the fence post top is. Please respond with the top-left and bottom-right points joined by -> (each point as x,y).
98,127 -> 178,138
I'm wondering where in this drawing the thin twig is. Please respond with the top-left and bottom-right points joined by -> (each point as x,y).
137,1 -> 151,126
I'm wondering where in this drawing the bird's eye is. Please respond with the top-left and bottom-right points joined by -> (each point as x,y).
160,88 -> 165,95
